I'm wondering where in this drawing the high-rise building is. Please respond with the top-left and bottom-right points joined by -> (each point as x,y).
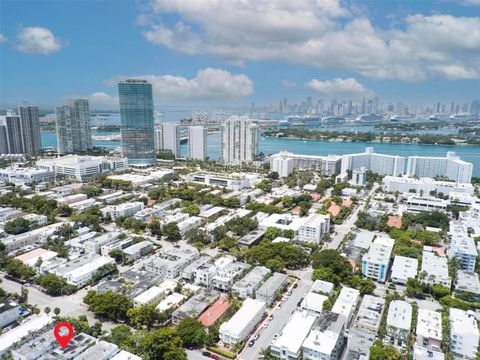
221,116 -> 258,165
188,126 -> 207,161
0,125 -> 8,154
118,79 -> 155,166
341,147 -> 405,177
0,114 -> 23,153
162,123 -> 180,158
154,128 -> 163,150
56,99 -> 92,154
18,105 -> 41,154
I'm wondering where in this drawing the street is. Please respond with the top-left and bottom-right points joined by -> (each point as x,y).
1,274 -> 117,331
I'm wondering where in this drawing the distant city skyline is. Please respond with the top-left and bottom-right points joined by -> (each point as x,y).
1,1 -> 479,109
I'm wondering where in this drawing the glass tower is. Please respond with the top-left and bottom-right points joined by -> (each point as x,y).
118,79 -> 155,166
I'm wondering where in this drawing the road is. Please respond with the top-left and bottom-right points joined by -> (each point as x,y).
1,274 -> 117,331
239,268 -> 313,360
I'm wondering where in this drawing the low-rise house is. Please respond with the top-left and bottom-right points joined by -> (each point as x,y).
198,295 -> 230,328
100,202 -> 144,221
171,289 -> 220,325
390,256 -> 418,285
310,280 -> 334,297
416,309 -> 442,352
219,298 -> 265,344
145,248 -> 199,278
2,222 -> 67,253
156,293 -> 186,312
211,261 -> 250,291
449,308 -> 479,359
420,249 -> 451,288
271,311 -> 317,360
238,229 -> 266,247
455,270 -> 480,299
331,287 -> 360,326
255,272 -> 289,305
122,241 -> 153,261
177,216 -> 203,235
347,295 -> 385,358
14,248 -> 57,268
181,255 -> 211,282
300,292 -> 328,316
232,266 -> 271,299
0,300 -> 21,328
386,300 -> 412,346
134,280 -> 177,307
302,311 -> 347,360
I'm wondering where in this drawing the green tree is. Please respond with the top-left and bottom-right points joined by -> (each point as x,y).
36,273 -> 77,296
312,267 -> 339,284
182,204 -> 200,216
127,305 -> 163,329
265,258 -> 285,272
83,290 -> 132,321
109,249 -> 125,264
176,317 -> 206,349
4,217 -> 31,234
54,307 -> 61,317
44,307 -> 51,316
163,222 -> 181,241
108,325 -> 134,348
137,327 -> 187,360
311,249 -> 352,281
148,219 -> 162,237
185,228 -> 210,245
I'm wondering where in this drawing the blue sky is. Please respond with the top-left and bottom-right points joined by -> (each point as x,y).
0,0 -> 479,110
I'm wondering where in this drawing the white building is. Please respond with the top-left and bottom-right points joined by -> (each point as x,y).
101,201 -> 144,220
123,241 -> 153,260
145,248 -> 199,278
420,250 -> 451,287
300,292 -> 328,316
2,222 -> 67,253
449,308 -> 479,358
221,116 -> 258,165
347,295 -> 385,357
177,216 -> 203,235
219,298 -> 265,344
156,293 -> 186,312
448,221 -> 477,271
271,311 -> 317,360
382,176 -> 474,196
52,254 -> 115,287
298,214 -> 331,244
0,166 -> 54,185
406,152 -> 473,184
0,300 -> 21,328
331,287 -> 360,325
386,300 -> 412,343
416,309 -> 442,352
341,147 -> 405,176
189,172 -> 252,191
351,167 -> 367,186
406,196 -> 448,212
302,312 -> 347,360
232,266 -> 271,299
188,126 -> 207,161
154,128 -> 163,150
162,123 -> 180,158
270,151 -> 342,177
134,280 -> 177,307
361,237 -> 394,283
310,280 -> 334,297
390,256 -> 418,285
36,155 -> 127,181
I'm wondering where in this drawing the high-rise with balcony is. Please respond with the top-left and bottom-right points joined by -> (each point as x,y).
118,79 -> 155,166
221,116 -> 258,165
0,106 -> 41,155
188,126 -> 207,161
56,99 -> 92,154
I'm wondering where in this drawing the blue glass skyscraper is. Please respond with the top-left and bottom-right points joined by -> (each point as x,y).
118,79 -> 155,166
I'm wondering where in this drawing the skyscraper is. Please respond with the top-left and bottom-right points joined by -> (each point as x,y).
162,123 -> 180,158
18,105 -> 41,154
221,116 -> 258,165
154,128 -> 163,150
188,126 -> 207,161
56,99 -> 92,154
0,113 -> 23,153
118,79 -> 155,166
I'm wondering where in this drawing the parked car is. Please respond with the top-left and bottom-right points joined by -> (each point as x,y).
273,333 -> 279,340
254,333 -> 260,341
202,351 -> 211,357
293,283 -> 298,289
248,340 -> 255,347
268,314 -> 274,321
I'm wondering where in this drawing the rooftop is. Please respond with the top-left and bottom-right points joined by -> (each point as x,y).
386,300 -> 412,331
198,296 -> 231,327
417,309 -> 442,341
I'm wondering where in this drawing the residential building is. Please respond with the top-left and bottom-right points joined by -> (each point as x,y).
448,221 -> 477,271
101,201 -> 144,220
18,105 -> 42,155
171,289 -> 219,325
382,176 -> 474,196
298,214 -> 331,244
351,167 -> 367,186
341,147 -> 405,176
162,123 -> 180,158
331,287 -> 360,326
416,309 -> 442,352
154,128 -> 163,150
310,280 -> 334,297
189,126 -> 207,160
256,272 -> 288,305
0,166 -> 54,184
300,291 -> 328,316
390,256 -> 418,285
133,280 -> 176,307
0,108 -> 41,155
455,270 -> 480,297
211,260 -> 250,291
449,308 -> 479,358
270,151 -> 342,177
156,293 -> 186,312
36,155 -> 127,181
145,248 -> 199,278
347,295 -> 385,358
420,250 -> 451,287
189,172 -> 252,190
118,79 -> 155,166
221,116 -> 258,165
406,152 -> 473,184
271,311 -> 317,360
219,298 -> 265,344
302,311 -> 347,360
55,99 -> 92,154
123,241 -> 153,261
232,266 -> 271,299
406,196 -> 448,212
51,254 -> 115,287
198,295 -> 230,328
386,300 -> 412,344
361,237 -> 394,283
181,255 -> 211,282
2,222 -> 66,253
0,300 -> 21,328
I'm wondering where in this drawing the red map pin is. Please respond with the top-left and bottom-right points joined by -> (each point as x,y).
54,322 -> 74,348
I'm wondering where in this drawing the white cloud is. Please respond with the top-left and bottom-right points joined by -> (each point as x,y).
305,78 -> 374,98
16,27 -> 64,54
281,80 -> 297,88
87,92 -> 119,110
0,33 -> 7,43
106,68 -> 253,103
140,1 -> 480,81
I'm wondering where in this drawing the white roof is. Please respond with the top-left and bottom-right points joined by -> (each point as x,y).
353,231 -> 375,249
449,308 -> 479,336
271,311 -> 317,355
363,237 -> 394,265
14,248 -> 57,267
156,293 -> 186,312
0,314 -> 51,354
387,300 -> 412,331
301,292 -> 328,313
220,298 -> 265,338
111,350 -> 142,360
417,309 -> 442,341
421,250 -> 450,282
391,256 -> 418,281
310,280 -> 334,296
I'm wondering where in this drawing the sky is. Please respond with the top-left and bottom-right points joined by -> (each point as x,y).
0,0 -> 479,110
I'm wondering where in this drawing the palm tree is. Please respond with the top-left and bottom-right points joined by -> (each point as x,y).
44,307 -> 51,316
54,307 -> 61,317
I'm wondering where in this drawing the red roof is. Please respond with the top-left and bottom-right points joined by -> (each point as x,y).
310,193 -> 321,201
198,296 -> 230,327
387,216 -> 402,229
328,204 -> 341,217
147,199 -> 156,206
